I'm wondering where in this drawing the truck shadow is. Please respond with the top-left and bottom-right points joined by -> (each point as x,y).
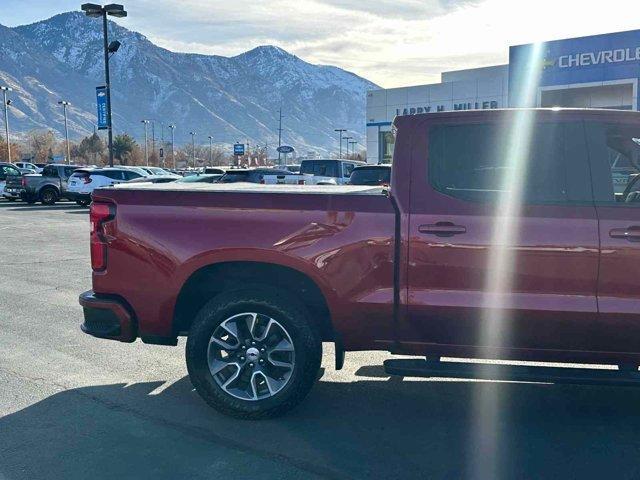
2,373 -> 640,479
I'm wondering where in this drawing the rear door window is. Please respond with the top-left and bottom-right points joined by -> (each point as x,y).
428,121 -> 591,204
300,161 -> 339,177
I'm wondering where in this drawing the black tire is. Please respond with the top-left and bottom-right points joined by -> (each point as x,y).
40,187 -> 59,205
76,198 -> 91,207
186,287 -> 322,419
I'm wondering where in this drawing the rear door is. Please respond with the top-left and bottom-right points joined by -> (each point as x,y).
404,114 -> 600,355
586,120 -> 640,353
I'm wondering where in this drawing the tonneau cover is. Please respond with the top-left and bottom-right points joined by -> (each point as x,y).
112,182 -> 385,195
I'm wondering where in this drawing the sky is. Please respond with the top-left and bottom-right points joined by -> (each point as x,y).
3,0 -> 640,88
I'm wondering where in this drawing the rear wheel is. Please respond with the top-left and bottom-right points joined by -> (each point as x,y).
40,187 -> 59,205
186,287 -> 322,419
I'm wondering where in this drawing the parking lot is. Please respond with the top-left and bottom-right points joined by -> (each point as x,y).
1,199 -> 640,479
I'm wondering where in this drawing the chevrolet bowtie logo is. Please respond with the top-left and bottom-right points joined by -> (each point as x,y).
542,58 -> 556,69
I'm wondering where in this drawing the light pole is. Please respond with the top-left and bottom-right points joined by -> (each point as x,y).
189,131 -> 196,168
141,119 -> 150,165
349,140 -> 358,158
168,124 -> 175,169
277,108 -> 283,165
208,135 -> 213,166
343,136 -> 353,157
81,3 -> 127,167
334,129 -> 346,158
151,120 -> 155,160
58,101 -> 71,163
1,86 -> 12,162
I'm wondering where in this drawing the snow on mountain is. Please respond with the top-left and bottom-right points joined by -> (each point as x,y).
3,12 -> 378,154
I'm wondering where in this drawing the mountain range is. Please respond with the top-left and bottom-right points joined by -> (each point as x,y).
0,11 -> 379,156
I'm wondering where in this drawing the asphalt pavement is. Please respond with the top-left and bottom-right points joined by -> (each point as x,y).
1,199 -> 639,479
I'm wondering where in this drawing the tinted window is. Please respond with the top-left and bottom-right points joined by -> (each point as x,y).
219,172 -> 250,183
1,165 -> 20,176
585,122 -> 640,204
97,170 -> 125,180
343,163 -> 356,177
428,122 -> 590,204
123,170 -> 143,180
350,167 -> 391,185
43,166 -> 58,177
63,167 -> 77,178
300,161 -> 339,177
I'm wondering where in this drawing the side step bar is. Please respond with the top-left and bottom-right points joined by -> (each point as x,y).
383,359 -> 640,387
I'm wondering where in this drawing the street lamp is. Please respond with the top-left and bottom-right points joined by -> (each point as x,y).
141,119 -> 150,165
207,135 -> 213,166
1,86 -> 12,162
81,3 -> 127,167
334,129 -> 346,158
189,131 -> 196,168
349,140 -> 358,158
168,124 -> 176,169
58,101 -> 71,164
343,136 -> 353,157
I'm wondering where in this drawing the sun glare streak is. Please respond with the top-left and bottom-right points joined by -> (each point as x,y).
469,42 -> 545,479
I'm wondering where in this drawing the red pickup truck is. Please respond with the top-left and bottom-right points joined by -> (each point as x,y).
80,109 -> 640,418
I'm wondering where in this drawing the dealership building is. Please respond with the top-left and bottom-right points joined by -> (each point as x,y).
366,29 -> 640,163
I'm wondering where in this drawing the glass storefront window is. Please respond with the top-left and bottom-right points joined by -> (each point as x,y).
380,131 -> 395,164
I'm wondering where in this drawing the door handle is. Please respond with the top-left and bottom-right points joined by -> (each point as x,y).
609,226 -> 640,242
418,222 -> 466,237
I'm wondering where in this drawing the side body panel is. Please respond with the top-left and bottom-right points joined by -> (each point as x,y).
92,189 -> 396,350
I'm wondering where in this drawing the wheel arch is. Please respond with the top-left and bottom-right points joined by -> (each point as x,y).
172,260 -> 336,343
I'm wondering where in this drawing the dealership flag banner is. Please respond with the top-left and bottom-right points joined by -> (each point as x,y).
96,86 -> 108,130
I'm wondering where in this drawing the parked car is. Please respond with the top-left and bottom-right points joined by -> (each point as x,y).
203,167 -> 227,175
79,108 -> 640,419
0,162 -> 23,201
176,173 -> 222,184
217,168 -> 304,184
19,164 -> 82,205
348,165 -> 391,186
299,159 -> 365,184
67,167 -> 148,205
141,166 -> 177,176
15,161 -> 42,173
126,175 -> 180,184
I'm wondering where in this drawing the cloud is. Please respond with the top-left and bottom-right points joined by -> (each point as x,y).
9,0 -> 640,87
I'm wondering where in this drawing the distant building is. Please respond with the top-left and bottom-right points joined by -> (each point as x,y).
367,29 -> 640,164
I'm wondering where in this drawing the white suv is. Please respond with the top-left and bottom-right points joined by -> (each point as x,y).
67,166 -> 148,206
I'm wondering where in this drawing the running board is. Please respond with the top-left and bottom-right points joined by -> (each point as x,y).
383,359 -> 640,387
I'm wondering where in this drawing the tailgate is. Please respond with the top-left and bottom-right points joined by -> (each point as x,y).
5,175 -> 23,189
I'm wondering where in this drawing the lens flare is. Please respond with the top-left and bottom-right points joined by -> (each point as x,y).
469,42 -> 545,479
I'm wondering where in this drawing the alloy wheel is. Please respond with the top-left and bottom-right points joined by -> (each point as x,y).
207,312 -> 295,401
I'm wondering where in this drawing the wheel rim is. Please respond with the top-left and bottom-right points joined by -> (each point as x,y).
43,191 -> 54,202
207,312 -> 295,401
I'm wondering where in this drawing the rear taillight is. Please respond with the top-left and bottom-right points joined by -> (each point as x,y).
21,177 -> 26,187
90,202 -> 115,271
